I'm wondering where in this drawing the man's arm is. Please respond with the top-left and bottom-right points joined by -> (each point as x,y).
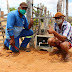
53,22 -> 72,41
53,31 -> 67,41
24,17 -> 33,29
47,26 -> 67,42
7,13 -> 15,46
10,36 -> 15,46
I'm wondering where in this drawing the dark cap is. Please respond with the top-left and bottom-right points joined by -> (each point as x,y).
20,2 -> 28,7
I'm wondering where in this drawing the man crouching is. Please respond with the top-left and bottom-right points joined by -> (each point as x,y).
47,12 -> 72,62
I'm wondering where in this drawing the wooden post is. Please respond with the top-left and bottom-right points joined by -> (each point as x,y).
57,0 -> 62,12
0,8 -> 1,26
44,7 -> 47,34
26,0 -> 32,23
37,4 -> 41,34
0,8 -> 1,32
47,11 -> 49,29
62,0 -> 65,14
7,0 -> 10,13
66,0 -> 68,21
32,0 -> 33,17
26,0 -> 35,48
38,3 -> 43,35
48,11 -> 49,17
40,4 -> 43,35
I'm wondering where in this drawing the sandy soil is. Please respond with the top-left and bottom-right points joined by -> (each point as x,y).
0,18 -> 72,72
0,47 -> 72,72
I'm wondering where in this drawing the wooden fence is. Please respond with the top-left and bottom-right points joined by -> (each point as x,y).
0,14 -> 7,45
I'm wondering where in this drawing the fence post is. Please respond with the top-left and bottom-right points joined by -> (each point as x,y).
57,0 -> 62,12
0,8 -> 1,38
38,4 -> 43,34
37,4 -> 41,34
44,7 -> 47,34
26,0 -> 35,48
7,0 -> 10,13
0,8 -> 1,26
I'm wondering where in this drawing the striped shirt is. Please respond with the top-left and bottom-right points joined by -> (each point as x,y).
54,20 -> 72,46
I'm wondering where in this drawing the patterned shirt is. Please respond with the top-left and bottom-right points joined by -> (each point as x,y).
54,20 -> 72,46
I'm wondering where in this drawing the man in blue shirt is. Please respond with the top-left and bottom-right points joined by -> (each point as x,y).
4,2 -> 34,52
47,12 -> 72,62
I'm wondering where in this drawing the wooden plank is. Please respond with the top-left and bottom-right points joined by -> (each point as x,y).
0,43 -> 4,44
0,19 -> 7,23
0,25 -> 6,28
36,35 -> 54,37
0,30 -> 5,32
0,14 -> 8,17
0,46 -> 3,48
0,38 -> 6,41
0,34 -> 5,36
32,16 -> 52,19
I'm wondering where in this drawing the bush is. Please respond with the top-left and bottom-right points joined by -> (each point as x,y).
71,23 -> 72,26
10,7 -> 17,11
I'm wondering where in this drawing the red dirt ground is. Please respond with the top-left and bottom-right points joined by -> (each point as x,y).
0,18 -> 72,72
0,47 -> 72,72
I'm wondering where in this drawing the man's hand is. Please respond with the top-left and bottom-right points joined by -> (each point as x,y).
47,25 -> 54,34
30,17 -> 33,25
10,36 -> 15,46
10,39 -> 15,46
28,17 -> 34,29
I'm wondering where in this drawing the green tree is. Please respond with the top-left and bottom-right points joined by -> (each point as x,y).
9,7 -> 17,11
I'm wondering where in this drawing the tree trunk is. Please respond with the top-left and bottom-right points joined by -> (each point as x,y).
26,0 -> 35,48
66,0 -> 68,20
62,0 -> 65,14
7,0 -> 10,13
57,0 -> 62,12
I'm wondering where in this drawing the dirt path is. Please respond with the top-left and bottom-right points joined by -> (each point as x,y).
0,48 -> 72,72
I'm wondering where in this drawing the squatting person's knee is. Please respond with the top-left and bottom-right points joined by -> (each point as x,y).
48,38 -> 53,45
60,42 -> 69,50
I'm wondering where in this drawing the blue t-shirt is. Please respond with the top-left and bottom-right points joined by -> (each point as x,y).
5,10 -> 29,39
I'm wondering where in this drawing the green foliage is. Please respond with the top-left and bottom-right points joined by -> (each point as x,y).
48,19 -> 53,24
33,19 -> 38,25
33,9 -> 44,23
71,23 -> 72,26
40,14 -> 44,22
10,7 -> 17,11
67,16 -> 72,23
33,9 -> 40,17
67,16 -> 72,26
